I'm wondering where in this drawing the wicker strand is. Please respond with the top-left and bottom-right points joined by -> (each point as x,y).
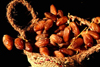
68,14 -> 91,26
6,0 -> 37,39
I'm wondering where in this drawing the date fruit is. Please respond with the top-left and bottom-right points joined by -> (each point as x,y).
14,38 -> 24,50
35,38 -> 49,47
44,12 -> 57,21
63,26 -> 71,42
45,19 -> 53,30
50,34 -> 63,46
54,50 -> 64,58
56,16 -> 68,26
69,22 -> 80,36
25,42 -> 33,52
58,10 -> 64,17
68,38 -> 83,49
39,47 -> 50,56
89,23 -> 100,33
50,4 -> 57,15
60,48 -> 74,56
3,35 -> 13,50
82,31 -> 93,47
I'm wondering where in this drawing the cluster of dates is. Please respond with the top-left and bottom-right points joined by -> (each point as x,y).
3,4 -> 100,58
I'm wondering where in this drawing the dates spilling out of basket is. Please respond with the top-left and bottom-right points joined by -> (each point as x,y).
3,4 -> 100,58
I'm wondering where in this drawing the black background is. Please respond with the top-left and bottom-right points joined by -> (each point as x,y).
1,0 -> 100,67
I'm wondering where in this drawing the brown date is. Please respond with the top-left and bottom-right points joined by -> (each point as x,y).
54,50 -> 65,58
25,42 -> 33,52
57,31 -> 64,37
50,34 -> 63,46
87,31 -> 100,40
82,31 -> 93,47
60,48 -> 74,56
35,34 -> 49,41
44,12 -> 57,21
56,16 -> 68,26
50,4 -> 57,15
68,38 -> 83,49
39,47 -> 50,56
2,35 -> 13,50
34,20 -> 45,32
14,38 -> 24,50
58,42 -> 69,47
89,23 -> 100,33
36,30 -> 43,35
58,24 -> 66,30
69,22 -> 80,36
58,10 -> 64,17
44,19 -> 53,30
92,17 -> 100,24
35,38 -> 49,47
63,26 -> 71,42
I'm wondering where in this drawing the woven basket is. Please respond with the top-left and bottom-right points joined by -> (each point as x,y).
6,0 -> 100,67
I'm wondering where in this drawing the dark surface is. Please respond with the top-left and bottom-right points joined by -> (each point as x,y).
1,0 -> 100,67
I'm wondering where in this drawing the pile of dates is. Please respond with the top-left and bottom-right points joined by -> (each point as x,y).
3,4 -> 100,58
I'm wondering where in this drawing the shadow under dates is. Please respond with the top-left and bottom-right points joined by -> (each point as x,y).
0,47 -> 31,67
81,51 -> 100,67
